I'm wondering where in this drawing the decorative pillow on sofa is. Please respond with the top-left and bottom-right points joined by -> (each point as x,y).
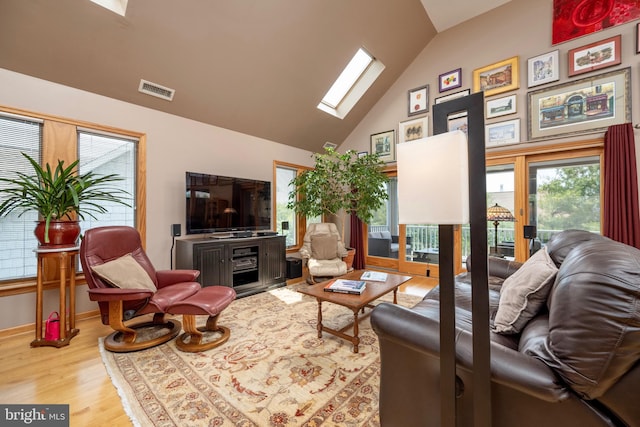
493,247 -> 558,334
311,234 -> 339,259
91,253 -> 157,291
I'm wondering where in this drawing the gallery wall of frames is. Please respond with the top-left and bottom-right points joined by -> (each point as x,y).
360,0 -> 639,161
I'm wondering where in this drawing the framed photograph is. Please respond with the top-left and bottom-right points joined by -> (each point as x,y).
408,84 -> 429,116
438,68 -> 462,92
448,114 -> 468,135
473,56 -> 519,97
527,50 -> 559,87
527,67 -> 630,141
357,151 -> 367,158
568,35 -> 621,77
486,94 -> 516,119
370,130 -> 396,162
399,117 -> 428,143
435,88 -> 470,104
486,118 -> 520,147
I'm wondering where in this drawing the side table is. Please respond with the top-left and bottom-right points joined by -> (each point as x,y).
31,246 -> 80,348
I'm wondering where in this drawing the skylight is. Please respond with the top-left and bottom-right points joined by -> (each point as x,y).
321,49 -> 373,109
89,0 -> 128,16
318,48 -> 385,119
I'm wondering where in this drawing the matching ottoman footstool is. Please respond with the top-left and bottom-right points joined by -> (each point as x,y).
167,286 -> 236,352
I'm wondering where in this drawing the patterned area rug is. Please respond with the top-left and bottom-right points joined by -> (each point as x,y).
100,284 -> 422,427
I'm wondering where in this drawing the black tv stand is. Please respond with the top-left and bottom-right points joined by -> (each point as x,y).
176,235 -> 286,298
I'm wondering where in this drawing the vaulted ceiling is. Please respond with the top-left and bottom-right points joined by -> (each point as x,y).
0,0 -> 509,152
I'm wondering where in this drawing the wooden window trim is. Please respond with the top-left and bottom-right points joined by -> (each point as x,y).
0,104 -> 146,295
273,160 -> 313,253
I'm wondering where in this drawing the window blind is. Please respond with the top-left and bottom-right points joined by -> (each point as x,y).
0,114 -> 42,280
78,131 -> 137,231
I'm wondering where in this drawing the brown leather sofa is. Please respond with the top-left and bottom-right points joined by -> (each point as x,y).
371,230 -> 640,426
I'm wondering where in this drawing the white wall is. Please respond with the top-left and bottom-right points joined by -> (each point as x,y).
341,0 -> 640,156
0,68 -> 315,330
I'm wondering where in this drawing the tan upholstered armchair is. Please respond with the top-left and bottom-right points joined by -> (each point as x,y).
300,222 -> 349,284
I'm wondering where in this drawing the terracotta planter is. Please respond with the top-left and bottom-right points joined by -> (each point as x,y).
343,247 -> 356,270
34,220 -> 81,248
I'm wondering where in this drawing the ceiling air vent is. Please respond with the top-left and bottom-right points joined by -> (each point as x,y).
138,79 -> 175,101
323,142 -> 337,150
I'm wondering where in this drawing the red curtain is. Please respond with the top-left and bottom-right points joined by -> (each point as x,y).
349,214 -> 365,269
603,123 -> 640,248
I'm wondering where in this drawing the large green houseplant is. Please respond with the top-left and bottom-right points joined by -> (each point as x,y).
0,152 -> 130,247
287,147 -> 388,239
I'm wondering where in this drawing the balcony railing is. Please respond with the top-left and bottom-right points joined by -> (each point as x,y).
369,224 -> 560,259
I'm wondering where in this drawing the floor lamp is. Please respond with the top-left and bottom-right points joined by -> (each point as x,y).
398,91 -> 489,426
486,203 -> 515,254
397,130 -> 469,427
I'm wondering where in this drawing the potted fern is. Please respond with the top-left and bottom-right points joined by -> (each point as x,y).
0,152 -> 130,247
287,148 -> 388,266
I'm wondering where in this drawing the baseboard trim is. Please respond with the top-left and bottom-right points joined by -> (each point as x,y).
0,309 -> 100,339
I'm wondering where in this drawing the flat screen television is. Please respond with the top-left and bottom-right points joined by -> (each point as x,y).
186,171 -> 271,234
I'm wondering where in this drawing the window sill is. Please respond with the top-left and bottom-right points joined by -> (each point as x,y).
0,274 -> 87,297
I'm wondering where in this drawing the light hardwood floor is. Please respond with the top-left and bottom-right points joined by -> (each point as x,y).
0,276 -> 436,427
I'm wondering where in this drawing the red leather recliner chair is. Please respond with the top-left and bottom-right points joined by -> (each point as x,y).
80,226 -> 202,352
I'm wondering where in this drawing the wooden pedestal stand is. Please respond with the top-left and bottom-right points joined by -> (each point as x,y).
31,246 -> 80,348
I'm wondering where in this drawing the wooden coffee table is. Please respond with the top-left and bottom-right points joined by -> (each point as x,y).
297,270 -> 412,353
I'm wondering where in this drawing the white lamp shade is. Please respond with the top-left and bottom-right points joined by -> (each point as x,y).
397,130 -> 469,225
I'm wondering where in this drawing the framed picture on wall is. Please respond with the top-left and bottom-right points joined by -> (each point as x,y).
527,67 -> 630,141
552,0 -> 639,44
447,114 -> 468,135
370,130 -> 396,162
568,35 -> 621,77
438,68 -> 462,92
527,50 -> 559,87
486,118 -> 520,147
407,84 -> 429,116
486,94 -> 516,119
399,116 -> 428,143
435,88 -> 470,104
473,56 -> 519,97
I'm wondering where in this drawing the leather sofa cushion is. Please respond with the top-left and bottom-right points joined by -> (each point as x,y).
493,248 -> 558,334
311,234 -> 338,259
529,238 -> 640,399
91,253 -> 157,291
545,229 -> 605,267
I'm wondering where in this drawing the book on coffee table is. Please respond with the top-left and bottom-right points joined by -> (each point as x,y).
360,271 -> 388,282
324,279 -> 367,295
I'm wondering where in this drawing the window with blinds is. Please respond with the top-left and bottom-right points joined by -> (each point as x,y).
0,114 -> 42,281
78,131 -> 137,231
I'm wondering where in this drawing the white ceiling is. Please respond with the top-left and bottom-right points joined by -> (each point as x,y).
421,0 -> 511,32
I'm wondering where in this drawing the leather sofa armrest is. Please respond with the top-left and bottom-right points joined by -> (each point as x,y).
371,302 -> 570,403
466,255 -> 522,279
156,269 -> 200,287
88,288 -> 154,302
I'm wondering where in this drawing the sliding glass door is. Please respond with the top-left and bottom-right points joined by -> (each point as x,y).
365,143 -> 602,274
528,156 -> 601,246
